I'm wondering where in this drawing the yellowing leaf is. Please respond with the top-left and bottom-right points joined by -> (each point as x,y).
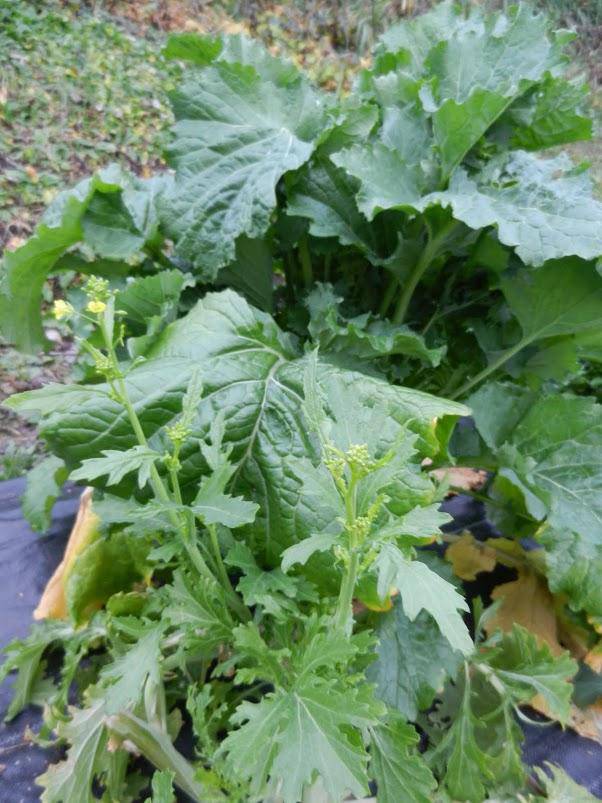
485,571 -> 563,656
34,488 -> 99,621
585,642 -> 602,673
446,533 -> 496,580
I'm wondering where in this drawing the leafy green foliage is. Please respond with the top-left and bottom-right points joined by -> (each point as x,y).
429,626 -> 577,801
466,383 -> 602,618
37,697 -> 108,803
2,4 -> 602,801
161,39 -> 328,278
22,454 -> 68,532
369,712 -> 437,803
368,600 -> 462,720
374,544 -> 472,654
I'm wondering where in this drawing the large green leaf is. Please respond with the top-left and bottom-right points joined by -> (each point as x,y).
221,678 -> 383,802
469,383 -> 602,616
161,55 -> 327,278
538,525 -> 602,618
286,154 -> 383,259
7,290 -> 467,566
473,387 -> 602,536
368,601 -> 461,720
0,166 -> 166,352
216,236 -> 274,312
425,152 -> 602,265
332,142 -> 424,220
424,3 -> 559,175
375,0 -> 470,75
66,531 -> 151,624
460,257 -> 602,387
500,75 -> 593,151
500,257 -> 602,343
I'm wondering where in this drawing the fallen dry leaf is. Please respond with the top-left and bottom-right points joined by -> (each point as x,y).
430,466 -> 488,491
485,570 -> 564,655
446,533 -> 497,580
585,642 -> 602,673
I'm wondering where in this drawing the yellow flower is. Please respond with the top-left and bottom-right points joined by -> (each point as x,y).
86,299 -> 107,315
53,299 -> 74,320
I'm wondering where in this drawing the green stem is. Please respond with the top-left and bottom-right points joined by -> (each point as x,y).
100,316 -> 251,620
298,236 -> 313,289
334,551 -> 359,635
324,253 -> 332,283
392,220 -> 459,324
283,251 -> 296,302
207,524 -> 250,622
379,274 -> 399,317
334,476 -> 359,635
450,336 -> 534,400
106,712 -> 220,802
101,326 -> 216,587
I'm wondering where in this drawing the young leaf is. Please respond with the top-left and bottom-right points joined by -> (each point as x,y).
100,624 -> 163,713
36,698 -> 108,803
163,571 -> 233,654
192,470 -> 258,528
22,455 -> 69,533
281,532 -> 337,572
429,673 -> 498,803
369,712 -> 437,803
118,270 -> 193,357
307,283 -> 445,366
534,763 -> 598,801
374,544 -> 473,655
225,542 -> 315,619
70,445 -> 161,489
145,769 -> 176,803
483,625 -> 577,723
0,621 -> 74,721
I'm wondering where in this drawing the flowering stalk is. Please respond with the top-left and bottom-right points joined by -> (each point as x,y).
54,279 -> 248,619
328,443 -> 388,636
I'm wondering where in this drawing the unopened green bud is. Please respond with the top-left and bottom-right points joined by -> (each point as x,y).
84,275 -> 111,303
166,421 -> 190,446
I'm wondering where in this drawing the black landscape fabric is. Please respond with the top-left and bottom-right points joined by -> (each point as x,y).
0,478 -> 601,800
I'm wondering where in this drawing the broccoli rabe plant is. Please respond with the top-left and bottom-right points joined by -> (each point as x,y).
2,2 -> 602,801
